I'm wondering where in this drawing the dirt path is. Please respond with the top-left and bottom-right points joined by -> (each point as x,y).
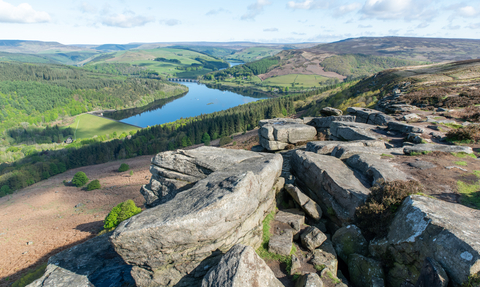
0,156 -> 152,286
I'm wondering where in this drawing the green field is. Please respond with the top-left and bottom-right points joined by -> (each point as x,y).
227,47 -> 282,63
88,48 -> 226,78
263,74 -> 329,88
68,114 -> 139,139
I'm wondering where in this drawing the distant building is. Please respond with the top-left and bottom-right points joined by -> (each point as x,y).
65,137 -> 73,144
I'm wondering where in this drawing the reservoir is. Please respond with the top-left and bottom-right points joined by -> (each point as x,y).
106,82 -> 268,128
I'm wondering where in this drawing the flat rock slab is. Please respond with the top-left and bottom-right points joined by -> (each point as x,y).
202,244 -> 283,287
28,233 -> 134,287
259,118 -> 304,127
386,195 -> 480,285
388,121 -> 424,134
111,148 -> 283,287
259,119 -> 317,151
347,107 -> 393,126
346,153 -> 409,185
331,146 -> 387,160
330,121 -> 382,141
291,151 -> 371,225
408,160 -> 437,170
306,140 -> 386,155
308,115 -> 356,129
275,209 -> 305,231
269,230 -> 293,256
404,144 -> 473,155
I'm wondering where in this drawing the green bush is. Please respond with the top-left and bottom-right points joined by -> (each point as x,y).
446,125 -> 480,143
355,180 -> 424,240
86,179 -> 101,191
103,199 -> 141,229
118,163 -> 130,172
219,136 -> 233,146
12,263 -> 47,287
72,171 -> 89,187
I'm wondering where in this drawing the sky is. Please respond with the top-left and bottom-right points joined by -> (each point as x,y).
1,0 -> 480,45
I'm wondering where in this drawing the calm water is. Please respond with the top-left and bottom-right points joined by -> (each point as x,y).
116,82 -> 267,128
228,62 -> 243,67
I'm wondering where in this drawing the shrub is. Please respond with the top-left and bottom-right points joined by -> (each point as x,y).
446,125 -> 480,143
355,180 -> 424,240
118,163 -> 130,172
103,199 -> 141,229
219,136 -> 233,146
72,171 -> 89,187
86,179 -> 101,191
11,263 -> 47,287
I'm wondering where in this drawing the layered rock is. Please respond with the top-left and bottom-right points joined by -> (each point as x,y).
330,121 -> 381,141
201,244 -> 283,287
404,144 -> 473,155
347,107 -> 393,126
346,154 -> 409,184
378,195 -> 480,286
388,122 -> 424,134
259,118 -> 317,151
306,140 -> 386,155
29,233 -> 134,287
291,151 -> 371,224
111,147 -> 283,287
308,115 -> 356,129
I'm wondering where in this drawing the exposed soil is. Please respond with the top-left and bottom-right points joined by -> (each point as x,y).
0,156 -> 151,286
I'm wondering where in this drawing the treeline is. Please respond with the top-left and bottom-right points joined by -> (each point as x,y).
0,92 -> 315,197
83,63 -> 161,78
208,56 -> 279,80
320,54 -> 419,79
154,57 -> 181,64
0,62 -> 188,141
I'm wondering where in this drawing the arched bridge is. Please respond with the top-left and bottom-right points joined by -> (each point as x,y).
168,78 -> 199,83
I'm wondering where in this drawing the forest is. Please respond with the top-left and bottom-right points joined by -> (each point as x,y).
209,56 -> 280,80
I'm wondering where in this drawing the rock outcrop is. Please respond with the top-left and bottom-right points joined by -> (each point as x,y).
330,121 -> 381,141
347,107 -> 393,126
404,144 -> 473,155
306,140 -> 386,155
201,244 -> 283,287
111,147 -> 283,287
259,118 -> 317,151
29,233 -> 135,287
345,153 -> 409,184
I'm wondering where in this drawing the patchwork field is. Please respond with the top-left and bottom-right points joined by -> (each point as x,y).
67,114 -> 139,140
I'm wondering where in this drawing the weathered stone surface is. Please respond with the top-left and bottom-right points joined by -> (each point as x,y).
259,119 -> 317,151
142,147 -> 265,207
291,151 -> 371,224
388,121 -> 424,134
348,254 -> 385,287
415,258 -> 449,287
306,140 -> 386,155
312,248 -> 338,276
28,233 -> 134,287
404,144 -> 473,155
331,146 -> 386,160
201,244 -> 283,287
408,160 -> 437,170
309,115 -> 355,129
275,209 -> 305,231
295,273 -> 324,287
285,184 -> 322,220
385,195 -> 480,286
269,229 -> 293,256
111,148 -> 283,287
259,117 -> 304,127
321,107 -> 343,117
330,121 -> 381,141
404,114 -> 421,121
386,104 -> 416,114
387,263 -> 420,287
301,226 -> 327,251
346,153 -> 409,185
332,225 -> 368,263
406,133 -> 424,144
291,254 -> 302,275
347,107 -> 393,126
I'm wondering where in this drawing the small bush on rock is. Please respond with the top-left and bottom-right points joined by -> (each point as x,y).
72,171 -> 89,187
118,163 -> 130,172
355,180 -> 424,240
86,179 -> 101,191
103,199 -> 141,229
446,125 -> 480,143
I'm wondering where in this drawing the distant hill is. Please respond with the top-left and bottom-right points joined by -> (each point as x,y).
0,40 -> 86,54
95,44 -> 143,52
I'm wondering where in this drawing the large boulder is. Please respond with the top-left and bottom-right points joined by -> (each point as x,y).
320,107 -> 343,117
403,144 -> 473,155
259,119 -> 317,151
28,233 -> 134,287
382,195 -> 480,286
285,184 -> 323,220
111,148 -> 283,287
295,273 -> 324,287
346,154 -> 409,185
331,146 -> 386,160
332,225 -> 369,263
308,115 -> 356,129
259,117 -> 304,127
347,107 -> 393,126
348,254 -> 385,287
201,244 -> 283,287
291,151 -> 371,224
306,140 -> 386,155
415,257 -> 449,287
330,121 -> 381,141
269,229 -> 294,256
301,226 -> 327,251
388,121 -> 424,134
312,247 -> 338,276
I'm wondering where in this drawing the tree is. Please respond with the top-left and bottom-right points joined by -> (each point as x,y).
103,199 -> 141,229
86,179 -> 101,191
118,163 -> 130,172
201,132 -> 211,146
72,171 -> 89,187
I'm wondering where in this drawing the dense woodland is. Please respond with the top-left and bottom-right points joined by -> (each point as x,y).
0,62 -> 188,144
208,57 -> 280,80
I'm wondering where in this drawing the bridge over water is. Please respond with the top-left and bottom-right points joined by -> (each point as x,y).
168,78 -> 199,83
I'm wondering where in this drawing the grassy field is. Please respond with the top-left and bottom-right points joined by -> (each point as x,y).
67,114 -> 139,139
227,47 -> 282,63
263,74 -> 329,88
88,48 -> 224,78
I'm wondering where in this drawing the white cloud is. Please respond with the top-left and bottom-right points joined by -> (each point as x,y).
263,27 -> 278,32
206,8 -> 229,16
292,32 -> 306,35
467,22 -> 480,29
442,23 -> 461,30
334,3 -> 361,16
458,6 -> 479,17
79,2 -> 96,13
358,24 -> 372,28
287,0 -> 328,10
416,22 -> 429,28
161,19 -> 181,26
0,0 -> 51,23
102,13 -> 154,28
241,0 -> 272,20
360,0 -> 436,21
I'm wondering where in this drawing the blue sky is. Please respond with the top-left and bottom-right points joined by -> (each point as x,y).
1,0 -> 480,44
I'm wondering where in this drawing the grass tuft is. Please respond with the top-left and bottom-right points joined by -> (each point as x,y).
381,153 -> 395,158
452,152 -> 477,159
12,263 -> 47,287
457,181 -> 480,209
455,161 -> 468,166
